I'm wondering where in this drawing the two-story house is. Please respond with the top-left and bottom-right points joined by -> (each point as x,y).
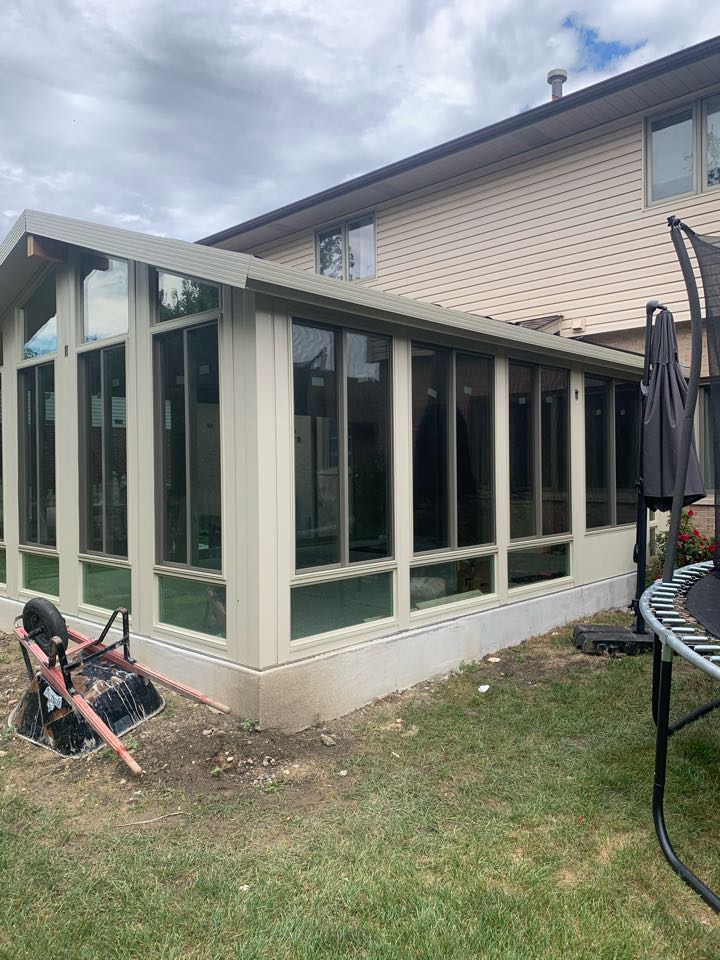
0,38 -> 717,730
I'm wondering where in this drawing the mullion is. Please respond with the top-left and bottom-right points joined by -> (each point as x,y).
449,351 -> 458,550
533,368 -> 543,537
100,349 -> 109,554
35,368 -> 43,545
608,379 -> 617,525
339,330 -> 349,565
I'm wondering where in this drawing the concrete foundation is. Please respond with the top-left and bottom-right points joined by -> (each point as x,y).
2,571 -> 634,732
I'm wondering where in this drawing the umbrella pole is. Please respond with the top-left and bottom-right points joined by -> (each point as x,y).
634,300 -> 664,633
663,218 -> 704,582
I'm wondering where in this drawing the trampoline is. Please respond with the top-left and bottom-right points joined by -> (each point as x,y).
639,217 -> 720,911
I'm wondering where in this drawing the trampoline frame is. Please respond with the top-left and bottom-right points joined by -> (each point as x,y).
641,563 -> 720,911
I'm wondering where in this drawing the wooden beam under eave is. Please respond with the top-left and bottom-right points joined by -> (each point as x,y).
27,234 -> 69,263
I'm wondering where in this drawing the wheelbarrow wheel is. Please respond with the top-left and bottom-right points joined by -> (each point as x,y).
22,598 -> 68,654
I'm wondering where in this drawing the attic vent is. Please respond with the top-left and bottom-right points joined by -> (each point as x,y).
547,69 -> 568,101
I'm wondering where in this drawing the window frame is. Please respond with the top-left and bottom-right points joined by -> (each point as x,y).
153,317 -> 223,575
645,92 -> 720,206
508,359 -> 571,542
18,359 -> 57,549
78,341 -> 129,560
411,342 -> 495,558
314,214 -> 377,282
151,268 -> 221,327
584,374 -> 641,530
291,316 -> 394,575
20,267 -> 58,361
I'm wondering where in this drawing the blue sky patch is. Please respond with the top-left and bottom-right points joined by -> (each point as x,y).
563,16 -> 646,71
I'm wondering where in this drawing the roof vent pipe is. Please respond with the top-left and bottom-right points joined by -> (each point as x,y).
547,68 -> 568,101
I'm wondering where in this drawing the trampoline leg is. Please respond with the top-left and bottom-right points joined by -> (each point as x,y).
652,633 -> 661,726
653,644 -> 720,912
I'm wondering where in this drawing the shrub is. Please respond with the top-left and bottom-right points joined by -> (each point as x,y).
652,509 -> 715,577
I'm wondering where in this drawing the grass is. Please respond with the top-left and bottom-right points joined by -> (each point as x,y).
2,613 -> 720,958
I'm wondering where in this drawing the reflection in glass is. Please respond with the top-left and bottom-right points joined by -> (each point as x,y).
650,109 -> 693,201
157,323 -> 221,569
23,273 -> 57,358
508,543 -> 569,587
347,333 -> 391,562
291,572 -> 393,640
293,324 -> 339,568
456,353 -> 493,546
81,345 -> 128,556
159,576 -> 226,639
614,380 -> 640,525
83,562 -> 131,612
410,556 -> 493,611
19,364 -> 56,547
187,325 -> 221,569
707,95 -> 720,187
509,363 -> 535,539
83,258 -> 129,342
157,272 -> 219,322
412,344 -> 449,551
317,226 -> 344,279
541,368 -> 569,535
23,552 -> 59,597
702,386 -> 716,490
347,216 -> 375,279
585,376 -> 611,528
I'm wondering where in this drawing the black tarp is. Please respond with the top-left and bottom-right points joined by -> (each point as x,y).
643,308 -> 705,511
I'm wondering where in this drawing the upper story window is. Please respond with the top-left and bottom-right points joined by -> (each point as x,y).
647,94 -> 720,203
23,272 -> 57,359
316,215 -> 375,281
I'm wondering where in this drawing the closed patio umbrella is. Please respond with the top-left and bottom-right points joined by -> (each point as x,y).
643,308 -> 705,512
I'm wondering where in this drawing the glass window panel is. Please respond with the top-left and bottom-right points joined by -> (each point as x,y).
347,216 -> 375,280
157,272 -> 220,322
541,367 -> 569,535
508,543 -> 569,588
82,350 -> 104,552
83,258 -> 129,342
347,332 -> 391,563
19,368 -> 38,543
38,364 -> 56,547
291,572 -> 393,641
410,556 -> 493,611
456,353 -> 494,547
187,325 -> 221,570
0,547 -> 5,584
293,323 -> 340,569
650,109 -> 694,201
23,273 -> 57,358
585,376 -> 611,529
412,344 -> 449,552
158,330 -> 187,564
509,363 -> 535,539
23,552 -> 59,597
614,380 -> 640,525
105,346 -> 128,556
83,562 -> 131,612
317,226 -> 344,279
158,575 -> 226,639
706,95 -> 720,188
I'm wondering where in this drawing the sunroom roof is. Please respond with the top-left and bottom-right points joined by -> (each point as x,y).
0,210 -> 643,374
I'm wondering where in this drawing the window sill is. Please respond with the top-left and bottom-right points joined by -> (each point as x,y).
506,575 -> 575,601
409,592 -> 499,623
288,615 -> 400,657
411,545 -> 497,565
291,560 -> 397,586
584,523 -> 636,536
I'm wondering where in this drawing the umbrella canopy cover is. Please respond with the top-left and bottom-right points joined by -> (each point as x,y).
643,308 -> 705,512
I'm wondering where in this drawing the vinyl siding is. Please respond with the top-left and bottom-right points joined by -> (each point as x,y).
247,103 -> 720,338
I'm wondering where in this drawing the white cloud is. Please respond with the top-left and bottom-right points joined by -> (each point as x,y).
0,0 -> 718,242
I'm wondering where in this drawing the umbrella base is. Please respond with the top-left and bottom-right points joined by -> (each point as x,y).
573,623 -> 654,656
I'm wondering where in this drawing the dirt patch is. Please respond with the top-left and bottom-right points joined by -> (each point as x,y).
0,610 -> 629,825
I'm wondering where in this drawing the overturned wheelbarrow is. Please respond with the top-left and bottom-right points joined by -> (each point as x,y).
10,598 -> 230,775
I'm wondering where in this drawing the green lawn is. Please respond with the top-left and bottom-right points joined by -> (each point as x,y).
2,613 -> 720,959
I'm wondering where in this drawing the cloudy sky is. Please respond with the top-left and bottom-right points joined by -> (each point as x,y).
1,1 -> 719,243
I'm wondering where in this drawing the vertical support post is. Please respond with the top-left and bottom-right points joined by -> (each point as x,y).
662,220 -> 703,582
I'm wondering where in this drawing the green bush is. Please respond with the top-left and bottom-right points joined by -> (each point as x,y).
652,508 -> 714,578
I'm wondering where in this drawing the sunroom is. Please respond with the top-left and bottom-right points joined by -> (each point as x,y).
0,211 -> 646,728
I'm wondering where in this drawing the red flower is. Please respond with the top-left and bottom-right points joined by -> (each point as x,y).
679,533 -> 690,543
711,544 -> 716,553
693,528 -> 702,537
688,510 -> 695,516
